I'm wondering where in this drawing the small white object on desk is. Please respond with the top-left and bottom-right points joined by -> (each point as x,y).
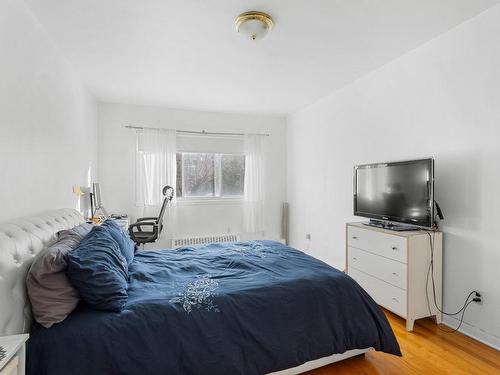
0,334 -> 29,375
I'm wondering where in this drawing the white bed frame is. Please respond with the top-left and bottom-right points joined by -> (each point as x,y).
267,348 -> 370,374
0,209 -> 370,374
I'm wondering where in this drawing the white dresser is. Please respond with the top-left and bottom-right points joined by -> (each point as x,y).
346,222 -> 442,331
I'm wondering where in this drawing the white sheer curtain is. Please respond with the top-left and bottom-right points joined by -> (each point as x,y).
135,129 -> 177,233
243,134 -> 265,235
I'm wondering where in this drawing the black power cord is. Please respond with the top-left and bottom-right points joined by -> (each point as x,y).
422,230 -> 479,333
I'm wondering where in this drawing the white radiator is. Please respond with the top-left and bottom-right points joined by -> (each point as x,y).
172,234 -> 240,248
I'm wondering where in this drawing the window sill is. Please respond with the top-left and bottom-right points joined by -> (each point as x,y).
176,197 -> 244,206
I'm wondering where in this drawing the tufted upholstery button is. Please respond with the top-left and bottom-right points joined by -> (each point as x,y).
0,208 -> 84,336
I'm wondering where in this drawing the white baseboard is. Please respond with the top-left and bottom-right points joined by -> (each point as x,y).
442,316 -> 500,351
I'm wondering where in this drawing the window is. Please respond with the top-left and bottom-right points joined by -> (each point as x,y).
176,152 -> 245,198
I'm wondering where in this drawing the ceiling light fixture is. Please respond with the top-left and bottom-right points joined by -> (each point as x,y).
235,11 -> 274,41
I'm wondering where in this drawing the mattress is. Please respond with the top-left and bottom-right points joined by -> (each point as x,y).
27,240 -> 401,375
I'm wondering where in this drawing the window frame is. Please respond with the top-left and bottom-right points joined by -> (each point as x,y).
176,150 -> 245,203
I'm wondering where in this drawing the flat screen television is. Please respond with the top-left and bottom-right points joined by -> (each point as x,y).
353,158 -> 434,229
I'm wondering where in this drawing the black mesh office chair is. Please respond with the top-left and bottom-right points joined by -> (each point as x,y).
128,186 -> 174,246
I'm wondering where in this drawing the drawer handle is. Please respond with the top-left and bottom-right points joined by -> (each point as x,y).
352,236 -> 358,240
391,272 -> 399,277
392,297 -> 400,303
391,246 -> 398,251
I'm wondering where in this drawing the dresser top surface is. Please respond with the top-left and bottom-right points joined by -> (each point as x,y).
347,222 -> 441,238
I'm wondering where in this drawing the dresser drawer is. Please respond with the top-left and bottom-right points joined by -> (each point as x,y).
347,225 -> 407,263
348,267 -> 407,318
348,247 -> 407,290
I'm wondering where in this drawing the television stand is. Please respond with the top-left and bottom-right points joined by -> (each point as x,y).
363,220 -> 420,231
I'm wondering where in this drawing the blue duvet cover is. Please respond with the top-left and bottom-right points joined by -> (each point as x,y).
27,240 -> 400,375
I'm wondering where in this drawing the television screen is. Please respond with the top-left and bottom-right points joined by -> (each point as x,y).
354,159 -> 434,228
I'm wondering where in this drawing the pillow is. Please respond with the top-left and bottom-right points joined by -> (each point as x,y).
101,220 -> 135,265
26,223 -> 93,328
66,226 -> 129,312
59,222 -> 93,240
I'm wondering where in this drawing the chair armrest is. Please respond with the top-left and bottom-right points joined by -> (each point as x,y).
129,221 -> 157,231
128,222 -> 158,243
136,217 -> 158,222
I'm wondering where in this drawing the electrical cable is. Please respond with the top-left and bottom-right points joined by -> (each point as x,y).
437,300 -> 475,333
421,230 -> 478,333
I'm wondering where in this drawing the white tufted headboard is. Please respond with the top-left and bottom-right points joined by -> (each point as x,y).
0,209 -> 84,336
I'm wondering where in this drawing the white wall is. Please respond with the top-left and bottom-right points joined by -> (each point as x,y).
98,102 -> 286,245
0,0 -> 98,223
287,5 -> 500,348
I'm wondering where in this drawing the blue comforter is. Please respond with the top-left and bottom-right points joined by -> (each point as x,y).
27,240 -> 401,375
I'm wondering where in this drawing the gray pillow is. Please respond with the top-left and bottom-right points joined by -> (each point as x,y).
26,223 -> 92,328
58,222 -> 93,240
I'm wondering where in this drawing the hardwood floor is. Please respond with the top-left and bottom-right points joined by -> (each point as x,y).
305,310 -> 500,375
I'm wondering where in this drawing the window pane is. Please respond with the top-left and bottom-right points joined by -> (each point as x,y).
183,153 -> 215,197
221,154 -> 245,196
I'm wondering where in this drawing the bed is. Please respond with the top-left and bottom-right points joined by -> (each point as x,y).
0,210 -> 400,375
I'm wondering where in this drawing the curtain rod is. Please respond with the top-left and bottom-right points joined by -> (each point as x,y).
125,125 -> 270,137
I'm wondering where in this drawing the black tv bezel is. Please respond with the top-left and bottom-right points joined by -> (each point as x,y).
353,158 -> 435,229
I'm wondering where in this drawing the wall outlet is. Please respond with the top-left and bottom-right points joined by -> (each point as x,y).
306,234 -> 311,240
474,291 -> 483,305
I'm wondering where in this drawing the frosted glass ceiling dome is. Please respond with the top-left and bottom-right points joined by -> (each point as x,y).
235,11 -> 274,41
